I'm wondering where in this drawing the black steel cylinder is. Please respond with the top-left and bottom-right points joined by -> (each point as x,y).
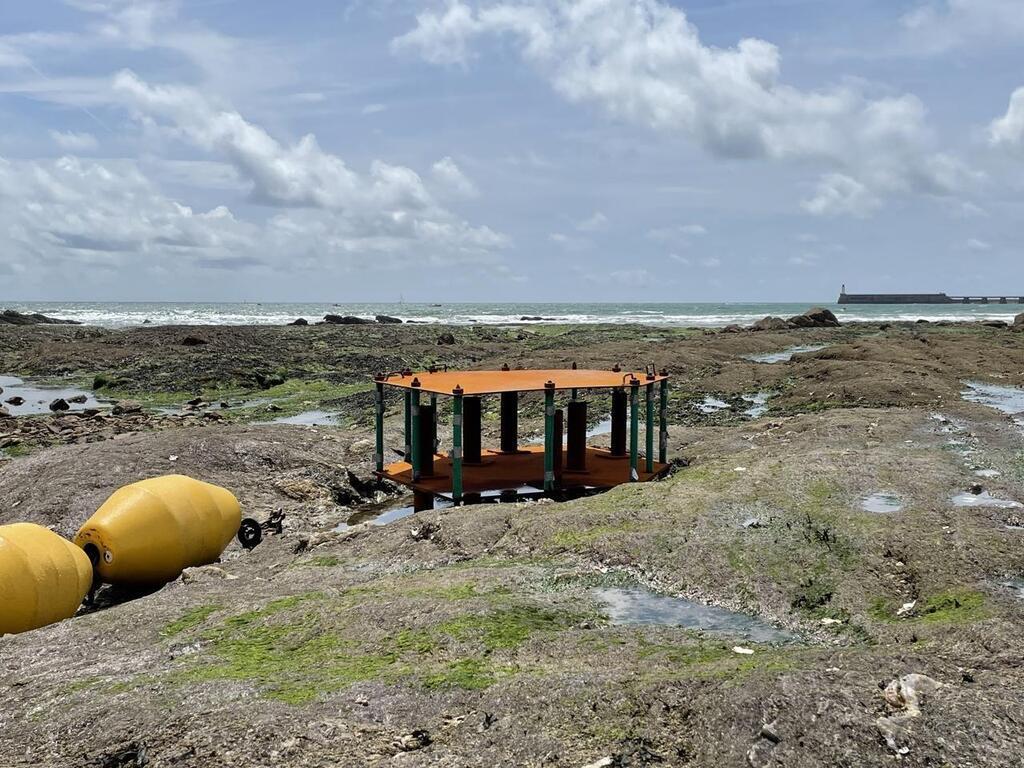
463,396 -> 482,463
500,391 -> 519,453
567,400 -> 587,471
418,403 -> 436,476
610,389 -> 627,456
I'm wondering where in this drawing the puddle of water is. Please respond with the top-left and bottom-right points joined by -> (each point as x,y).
961,382 -> 1024,415
861,492 -> 904,514
696,396 -> 730,414
951,491 -> 1022,509
1002,580 -> 1024,600
741,391 -> 772,419
335,496 -> 457,531
0,375 -> 105,415
272,410 -> 340,426
745,345 -> 827,364
594,587 -> 795,644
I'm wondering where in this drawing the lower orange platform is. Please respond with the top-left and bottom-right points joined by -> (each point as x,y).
379,446 -> 669,498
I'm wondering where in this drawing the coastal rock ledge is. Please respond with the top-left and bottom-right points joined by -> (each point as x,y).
787,306 -> 841,328
0,309 -> 80,326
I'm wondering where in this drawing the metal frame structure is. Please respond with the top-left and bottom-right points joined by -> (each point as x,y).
374,366 -> 671,510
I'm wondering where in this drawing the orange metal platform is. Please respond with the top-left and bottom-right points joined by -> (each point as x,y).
380,446 -> 670,496
380,368 -> 668,396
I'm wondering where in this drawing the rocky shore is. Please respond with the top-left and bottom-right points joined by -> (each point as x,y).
1,314 -> 1023,766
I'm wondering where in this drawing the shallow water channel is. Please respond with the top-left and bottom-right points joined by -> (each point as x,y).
744,345 -> 828,364
594,587 -> 795,644
0,375 -> 105,415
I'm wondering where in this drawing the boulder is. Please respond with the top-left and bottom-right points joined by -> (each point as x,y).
436,332 -> 456,345
49,398 -> 69,412
787,307 -> 840,328
5,396 -> 25,406
750,316 -> 790,332
289,318 -> 309,326
111,400 -> 142,415
375,315 -> 402,324
0,309 -> 80,325
982,320 -> 1008,328
323,314 -> 374,325
181,335 -> 208,346
68,394 -> 88,404
1014,312 -> 1024,328
720,324 -> 743,333
0,406 -> 10,418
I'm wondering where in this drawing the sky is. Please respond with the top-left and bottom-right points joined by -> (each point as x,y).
0,0 -> 1022,303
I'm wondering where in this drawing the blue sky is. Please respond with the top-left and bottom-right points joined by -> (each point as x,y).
0,0 -> 1021,302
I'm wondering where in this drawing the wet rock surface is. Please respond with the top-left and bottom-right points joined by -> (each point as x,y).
1,317 -> 1024,766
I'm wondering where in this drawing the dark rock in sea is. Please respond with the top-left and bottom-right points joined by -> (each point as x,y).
787,307 -> 840,328
375,315 -> 403,324
49,398 -> 70,412
324,314 -> 374,325
916,319 -> 930,324
289,318 -> 309,326
5,396 -> 25,406
181,335 -> 208,346
750,316 -> 790,332
983,320 -> 1008,328
437,332 -> 457,345
68,395 -> 88,404
519,316 -> 557,321
0,309 -> 80,326
142,319 -> 151,324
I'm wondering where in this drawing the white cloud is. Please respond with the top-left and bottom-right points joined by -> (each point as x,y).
901,0 -> 1024,53
431,156 -> 479,198
989,87 -> 1024,152
576,211 -> 608,232
396,0 -> 976,216
111,71 -> 505,260
801,173 -> 881,218
49,130 -> 99,151
361,103 -> 387,115
648,224 -> 707,243
966,238 -> 992,251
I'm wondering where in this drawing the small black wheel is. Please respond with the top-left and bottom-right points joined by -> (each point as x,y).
237,518 -> 262,550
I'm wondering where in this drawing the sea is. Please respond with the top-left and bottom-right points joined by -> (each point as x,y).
3,301 -> 1022,328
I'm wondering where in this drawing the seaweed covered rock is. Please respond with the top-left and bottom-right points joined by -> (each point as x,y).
787,307 -> 840,328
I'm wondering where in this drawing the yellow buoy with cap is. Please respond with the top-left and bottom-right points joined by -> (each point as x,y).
74,475 -> 241,587
0,523 -> 93,635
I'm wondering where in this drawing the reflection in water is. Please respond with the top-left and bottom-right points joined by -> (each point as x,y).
594,587 -> 795,644
0,375 -> 104,415
951,491 -> 1022,509
861,492 -> 904,514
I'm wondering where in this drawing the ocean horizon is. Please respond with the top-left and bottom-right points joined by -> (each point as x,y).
3,300 -> 1022,329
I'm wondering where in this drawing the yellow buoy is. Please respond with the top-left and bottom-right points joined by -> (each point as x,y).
0,523 -> 93,635
74,475 -> 241,586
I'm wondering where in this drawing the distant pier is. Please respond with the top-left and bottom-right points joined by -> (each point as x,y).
838,288 -> 1024,305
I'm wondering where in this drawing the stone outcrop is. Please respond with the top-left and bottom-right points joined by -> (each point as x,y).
750,316 -> 790,331
323,315 -> 374,325
0,309 -> 80,326
787,307 -> 841,328
375,315 -> 403,324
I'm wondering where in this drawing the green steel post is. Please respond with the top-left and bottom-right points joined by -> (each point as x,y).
451,389 -> 464,503
544,383 -> 556,493
629,379 -> 639,481
659,378 -> 669,464
374,382 -> 385,472
645,384 -> 655,473
403,391 -> 412,459
430,394 -> 439,452
410,389 -> 421,481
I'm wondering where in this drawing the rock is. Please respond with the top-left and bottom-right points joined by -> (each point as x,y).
375,314 -> 402,324
786,306 -> 840,328
395,730 -> 431,751
436,332 -> 456,345
0,309 -> 80,325
289,318 -> 309,326
759,721 -> 781,744
266,403 -> 283,412
111,400 -> 142,415
5,396 -> 25,406
68,394 -> 88,404
742,517 -> 761,528
49,398 -> 69,412
1014,312 -> 1024,328
876,674 -> 941,754
323,314 -> 374,325
186,397 -> 203,406
581,759 -> 614,768
348,438 -> 373,454
181,336 -> 208,346
750,316 -> 790,332
0,406 -> 10,418
878,323 -> 891,331
982,320 -> 1008,328
721,324 -> 743,333
180,565 -> 237,584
